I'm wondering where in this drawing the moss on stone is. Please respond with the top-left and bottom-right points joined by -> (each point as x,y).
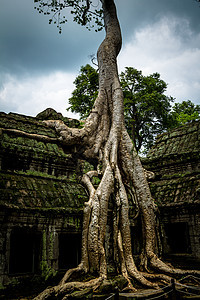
0,171 -> 88,210
36,108 -> 80,128
40,230 -> 57,280
143,121 -> 200,208
147,121 -> 200,160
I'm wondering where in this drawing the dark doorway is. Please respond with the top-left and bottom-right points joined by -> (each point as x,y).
58,233 -> 81,270
2,153 -> 29,172
164,222 -> 191,254
9,227 -> 41,274
130,225 -> 142,255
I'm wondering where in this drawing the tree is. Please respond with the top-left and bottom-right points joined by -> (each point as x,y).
68,65 -> 200,154
9,0 -> 199,298
171,100 -> 200,126
118,67 -> 174,153
67,64 -> 99,119
68,65 -> 175,153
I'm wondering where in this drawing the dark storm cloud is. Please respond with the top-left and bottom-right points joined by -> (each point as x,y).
0,0 -> 104,77
116,0 -> 200,34
117,0 -> 200,39
0,0 -> 199,116
1,0 -> 200,77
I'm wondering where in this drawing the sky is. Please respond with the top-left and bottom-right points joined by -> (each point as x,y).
0,0 -> 200,119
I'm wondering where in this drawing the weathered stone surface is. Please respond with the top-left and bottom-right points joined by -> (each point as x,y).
0,171 -> 87,210
0,111 -> 80,177
146,121 -> 199,159
36,108 -> 80,128
143,120 -> 200,263
143,121 -> 200,207
0,110 -> 86,291
0,110 -> 200,294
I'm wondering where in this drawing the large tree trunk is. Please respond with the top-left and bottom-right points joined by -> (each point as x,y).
24,0 -> 199,298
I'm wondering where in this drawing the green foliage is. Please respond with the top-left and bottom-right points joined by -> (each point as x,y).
82,160 -> 94,173
68,171 -> 78,181
171,100 -> 200,126
67,64 -> 200,154
34,0 -> 103,33
67,64 -> 99,119
120,67 -> 174,154
92,176 -> 101,185
67,65 -> 176,154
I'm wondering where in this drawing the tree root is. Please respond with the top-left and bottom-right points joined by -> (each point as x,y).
59,264 -> 86,286
141,271 -> 172,284
34,277 -> 104,300
149,254 -> 200,277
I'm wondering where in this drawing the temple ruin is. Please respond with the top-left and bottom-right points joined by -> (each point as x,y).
0,109 -> 199,294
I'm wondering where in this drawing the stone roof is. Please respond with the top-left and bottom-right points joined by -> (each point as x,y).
0,110 -> 87,212
1,110 -> 199,211
146,120 -> 199,161
143,121 -> 200,207
0,171 -> 87,211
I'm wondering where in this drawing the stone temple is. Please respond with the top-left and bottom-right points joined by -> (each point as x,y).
0,108 -> 199,293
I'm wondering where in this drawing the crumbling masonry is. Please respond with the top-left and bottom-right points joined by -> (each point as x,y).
0,109 -> 199,290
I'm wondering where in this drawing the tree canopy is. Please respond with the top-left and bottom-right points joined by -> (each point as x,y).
67,64 -> 99,118
68,65 -> 199,154
120,67 -> 174,153
171,100 -> 200,126
34,0 -> 104,33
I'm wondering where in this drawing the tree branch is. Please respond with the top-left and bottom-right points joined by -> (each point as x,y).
82,0 -> 90,25
1,128 -> 58,144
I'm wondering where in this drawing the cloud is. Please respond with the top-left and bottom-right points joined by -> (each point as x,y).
1,10 -> 200,121
118,15 -> 200,105
0,0 -> 104,76
0,72 -> 80,118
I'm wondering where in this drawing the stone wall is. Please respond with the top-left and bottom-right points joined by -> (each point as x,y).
0,208 -> 83,287
0,110 -> 199,290
0,111 -> 79,177
143,120 -> 200,265
0,110 -> 87,289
